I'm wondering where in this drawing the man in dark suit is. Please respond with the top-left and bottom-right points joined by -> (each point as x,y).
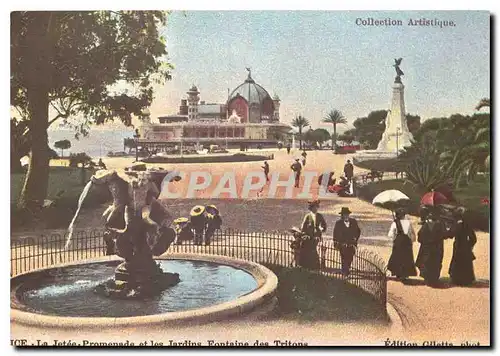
333,207 -> 361,276
262,161 -> 270,182
291,158 -> 302,188
344,160 -> 354,181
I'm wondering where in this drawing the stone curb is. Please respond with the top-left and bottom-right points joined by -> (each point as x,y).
11,253 -> 278,329
386,301 -> 404,333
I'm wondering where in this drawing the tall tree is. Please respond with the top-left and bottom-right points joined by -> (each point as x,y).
323,109 -> 347,149
311,128 -> 331,148
11,11 -> 172,210
123,137 -> 137,153
291,115 -> 310,150
54,139 -> 71,157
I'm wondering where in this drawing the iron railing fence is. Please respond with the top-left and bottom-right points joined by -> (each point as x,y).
11,228 -> 387,309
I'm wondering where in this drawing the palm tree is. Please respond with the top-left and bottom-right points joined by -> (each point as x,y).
475,98 -> 490,111
291,115 -> 310,150
323,110 -> 347,149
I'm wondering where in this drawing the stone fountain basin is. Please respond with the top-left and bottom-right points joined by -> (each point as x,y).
11,253 -> 278,329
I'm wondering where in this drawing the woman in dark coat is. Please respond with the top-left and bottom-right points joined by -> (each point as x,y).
415,209 -> 452,285
299,200 -> 326,270
387,209 -> 417,281
449,208 -> 477,286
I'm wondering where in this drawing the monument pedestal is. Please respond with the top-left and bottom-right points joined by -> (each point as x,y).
354,79 -> 413,162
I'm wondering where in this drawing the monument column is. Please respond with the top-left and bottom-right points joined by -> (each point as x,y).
377,81 -> 413,152
376,59 -> 413,152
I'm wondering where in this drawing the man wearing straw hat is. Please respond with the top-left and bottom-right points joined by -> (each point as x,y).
190,205 -> 207,245
333,207 -> 361,276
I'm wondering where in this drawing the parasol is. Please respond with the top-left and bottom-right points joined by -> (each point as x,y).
288,226 -> 302,235
421,190 -> 448,206
372,190 -> 410,217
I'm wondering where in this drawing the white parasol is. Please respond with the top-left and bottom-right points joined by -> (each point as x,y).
372,190 -> 410,217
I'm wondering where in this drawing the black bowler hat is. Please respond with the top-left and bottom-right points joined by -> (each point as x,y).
339,207 -> 352,215
308,199 -> 320,208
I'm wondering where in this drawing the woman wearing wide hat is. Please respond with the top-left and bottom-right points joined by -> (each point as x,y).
333,207 -> 361,276
448,207 -> 477,286
415,209 -> 453,285
387,208 -> 417,281
190,205 -> 206,245
205,205 -> 222,246
173,217 -> 193,245
297,200 -> 326,269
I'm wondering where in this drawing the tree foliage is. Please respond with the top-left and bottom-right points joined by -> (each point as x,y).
123,137 -> 137,153
312,128 -> 331,147
69,152 -> 95,186
291,115 -> 310,150
11,11 -> 172,209
399,111 -> 490,191
54,139 -> 71,157
344,110 -> 421,149
323,109 -> 347,149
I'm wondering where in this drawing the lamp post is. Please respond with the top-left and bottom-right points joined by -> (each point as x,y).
395,126 -> 401,157
133,130 -> 140,163
180,128 -> 184,158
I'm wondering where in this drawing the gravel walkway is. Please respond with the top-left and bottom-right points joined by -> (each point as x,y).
11,149 -> 490,345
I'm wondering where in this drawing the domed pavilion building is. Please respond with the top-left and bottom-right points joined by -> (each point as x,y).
135,70 -> 291,152
227,69 -> 276,123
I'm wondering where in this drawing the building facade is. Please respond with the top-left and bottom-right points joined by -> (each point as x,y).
136,71 -> 291,150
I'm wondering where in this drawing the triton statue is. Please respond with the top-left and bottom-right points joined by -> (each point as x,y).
69,169 -> 179,299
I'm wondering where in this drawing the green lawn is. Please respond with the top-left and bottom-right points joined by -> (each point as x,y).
11,166 -> 96,205
356,176 -> 490,231
11,167 -> 109,230
265,264 -> 389,324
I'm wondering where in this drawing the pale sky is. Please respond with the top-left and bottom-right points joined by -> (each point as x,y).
36,10 -> 490,133
146,10 -> 489,131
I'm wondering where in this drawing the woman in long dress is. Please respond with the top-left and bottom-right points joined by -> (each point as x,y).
415,209 -> 452,285
449,208 -> 477,286
387,209 -> 417,281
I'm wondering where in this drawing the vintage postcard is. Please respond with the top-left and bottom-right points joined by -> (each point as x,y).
10,10 -> 490,347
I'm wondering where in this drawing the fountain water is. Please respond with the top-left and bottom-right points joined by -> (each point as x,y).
65,180 -> 93,249
65,169 -> 180,299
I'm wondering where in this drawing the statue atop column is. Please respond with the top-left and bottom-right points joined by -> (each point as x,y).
393,58 -> 404,83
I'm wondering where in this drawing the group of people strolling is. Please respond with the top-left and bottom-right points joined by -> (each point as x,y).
290,199 -> 477,286
387,206 -> 477,286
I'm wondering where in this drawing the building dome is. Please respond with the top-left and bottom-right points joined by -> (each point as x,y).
227,70 -> 275,123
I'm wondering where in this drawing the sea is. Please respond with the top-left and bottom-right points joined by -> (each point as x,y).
48,128 -> 135,158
